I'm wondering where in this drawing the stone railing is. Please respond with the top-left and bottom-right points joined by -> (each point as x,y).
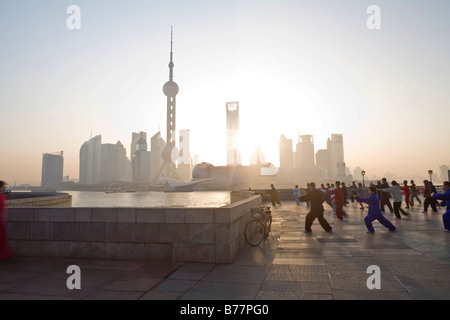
4,194 -> 261,263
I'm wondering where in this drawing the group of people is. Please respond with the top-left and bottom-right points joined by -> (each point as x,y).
268,178 -> 450,234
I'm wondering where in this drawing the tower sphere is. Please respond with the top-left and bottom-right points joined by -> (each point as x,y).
163,80 -> 179,97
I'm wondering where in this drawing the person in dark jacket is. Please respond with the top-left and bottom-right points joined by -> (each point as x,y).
299,182 -> 332,233
269,184 -> 281,207
423,180 -> 437,213
342,182 -> 349,206
379,178 -> 394,213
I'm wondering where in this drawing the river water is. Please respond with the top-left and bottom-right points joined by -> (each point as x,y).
65,191 -> 231,208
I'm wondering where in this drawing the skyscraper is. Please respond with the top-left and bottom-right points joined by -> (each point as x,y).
131,132 -> 147,157
41,151 -> 63,188
279,135 -> 293,169
79,135 -> 102,185
295,135 -> 315,170
226,101 -> 241,166
440,165 -> 450,182
132,133 -> 151,184
316,149 -> 331,179
327,134 -> 345,178
101,141 -> 129,183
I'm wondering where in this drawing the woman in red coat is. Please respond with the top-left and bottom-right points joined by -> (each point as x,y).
401,180 -> 412,209
0,181 -> 14,259
327,181 -> 345,221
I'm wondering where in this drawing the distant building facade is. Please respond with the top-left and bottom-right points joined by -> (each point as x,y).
439,165 -> 449,182
41,151 -> 64,188
327,134 -> 346,178
295,135 -> 315,172
273,133 -> 347,186
101,141 -> 129,183
132,133 -> 151,184
79,135 -> 130,185
279,135 -> 293,170
131,132 -> 147,158
226,102 -> 241,166
316,149 -> 331,180
79,135 -> 102,185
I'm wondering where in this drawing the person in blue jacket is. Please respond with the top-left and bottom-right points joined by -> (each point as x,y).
433,181 -> 450,232
356,186 -> 397,233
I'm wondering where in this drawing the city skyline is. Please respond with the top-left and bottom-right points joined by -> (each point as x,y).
1,1 -> 449,185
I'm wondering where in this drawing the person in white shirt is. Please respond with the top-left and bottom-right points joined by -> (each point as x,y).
381,180 -> 409,219
292,185 -> 302,205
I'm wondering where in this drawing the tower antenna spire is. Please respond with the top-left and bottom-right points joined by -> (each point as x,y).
171,25 -> 173,55
169,26 -> 174,81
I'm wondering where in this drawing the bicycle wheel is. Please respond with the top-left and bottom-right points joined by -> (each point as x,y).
244,219 -> 265,246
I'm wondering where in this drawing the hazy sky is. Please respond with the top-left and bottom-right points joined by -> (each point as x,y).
1,0 -> 449,185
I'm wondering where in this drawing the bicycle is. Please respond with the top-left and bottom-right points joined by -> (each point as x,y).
244,205 -> 272,246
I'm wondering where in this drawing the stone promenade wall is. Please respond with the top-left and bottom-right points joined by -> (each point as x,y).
4,195 -> 261,263
7,193 -> 72,207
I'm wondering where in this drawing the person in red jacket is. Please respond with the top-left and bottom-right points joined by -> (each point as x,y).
0,181 -> 14,260
401,180 -> 412,209
327,181 -> 345,221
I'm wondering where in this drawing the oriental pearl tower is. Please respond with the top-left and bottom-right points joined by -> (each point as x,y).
161,26 -> 179,180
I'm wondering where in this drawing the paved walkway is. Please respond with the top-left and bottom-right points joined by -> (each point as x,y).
1,201 -> 449,300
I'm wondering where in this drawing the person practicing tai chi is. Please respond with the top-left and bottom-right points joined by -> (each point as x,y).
433,181 -> 450,232
401,180 -> 412,209
299,182 -> 332,233
269,184 -> 281,207
327,181 -> 345,221
410,180 -> 421,207
292,185 -> 302,205
381,180 -> 409,219
356,186 -> 397,233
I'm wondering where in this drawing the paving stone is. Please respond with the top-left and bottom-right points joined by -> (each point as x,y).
153,279 -> 197,293
261,280 -> 331,294
102,277 -> 162,292
168,263 -> 215,281
182,281 -> 261,298
82,289 -> 145,300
